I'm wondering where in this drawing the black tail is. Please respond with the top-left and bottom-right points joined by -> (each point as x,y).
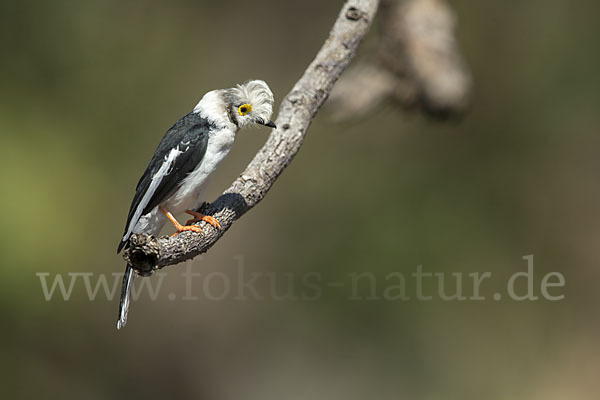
117,265 -> 136,330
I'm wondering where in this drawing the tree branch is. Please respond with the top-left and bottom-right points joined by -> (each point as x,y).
328,0 -> 472,120
124,0 -> 380,274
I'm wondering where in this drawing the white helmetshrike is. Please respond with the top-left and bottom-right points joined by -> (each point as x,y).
116,80 -> 276,329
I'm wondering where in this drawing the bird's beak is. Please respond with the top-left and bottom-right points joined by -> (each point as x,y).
258,120 -> 277,128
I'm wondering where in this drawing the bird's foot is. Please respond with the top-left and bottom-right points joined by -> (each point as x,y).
170,223 -> 203,237
159,205 -> 206,237
185,210 -> 221,229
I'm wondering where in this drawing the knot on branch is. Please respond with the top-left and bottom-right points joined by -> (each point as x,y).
346,6 -> 367,21
124,234 -> 160,276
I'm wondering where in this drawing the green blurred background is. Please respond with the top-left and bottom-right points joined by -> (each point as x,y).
1,0 -> 599,399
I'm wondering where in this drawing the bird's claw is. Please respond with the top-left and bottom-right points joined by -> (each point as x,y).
185,210 -> 221,230
170,224 -> 203,237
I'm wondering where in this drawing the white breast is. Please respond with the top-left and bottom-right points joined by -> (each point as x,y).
166,127 -> 236,213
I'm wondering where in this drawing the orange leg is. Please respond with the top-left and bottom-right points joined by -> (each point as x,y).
185,210 -> 221,229
159,205 -> 204,237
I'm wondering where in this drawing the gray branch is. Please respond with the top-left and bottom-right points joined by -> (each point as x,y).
328,0 -> 472,120
124,0 -> 381,274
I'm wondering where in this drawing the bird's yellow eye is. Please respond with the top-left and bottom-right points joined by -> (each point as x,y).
238,104 -> 252,116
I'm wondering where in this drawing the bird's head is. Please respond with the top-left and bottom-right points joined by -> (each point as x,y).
224,80 -> 276,129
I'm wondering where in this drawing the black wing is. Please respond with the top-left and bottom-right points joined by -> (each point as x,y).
117,112 -> 212,253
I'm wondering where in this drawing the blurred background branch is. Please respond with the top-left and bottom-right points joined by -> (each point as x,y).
125,0 -> 381,273
328,0 -> 472,119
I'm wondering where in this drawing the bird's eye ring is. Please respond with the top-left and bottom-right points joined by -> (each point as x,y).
238,104 -> 252,116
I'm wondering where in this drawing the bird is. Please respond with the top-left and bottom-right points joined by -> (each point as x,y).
116,80 -> 276,329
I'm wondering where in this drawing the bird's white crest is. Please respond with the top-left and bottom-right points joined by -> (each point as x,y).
193,80 -> 275,129
231,80 -> 274,128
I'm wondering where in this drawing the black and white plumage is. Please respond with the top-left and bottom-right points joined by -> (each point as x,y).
116,80 -> 275,329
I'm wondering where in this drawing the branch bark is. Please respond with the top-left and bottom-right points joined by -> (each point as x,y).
124,0 -> 380,274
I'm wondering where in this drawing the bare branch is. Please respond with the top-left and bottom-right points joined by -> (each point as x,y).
124,0 -> 380,274
328,0 -> 472,120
